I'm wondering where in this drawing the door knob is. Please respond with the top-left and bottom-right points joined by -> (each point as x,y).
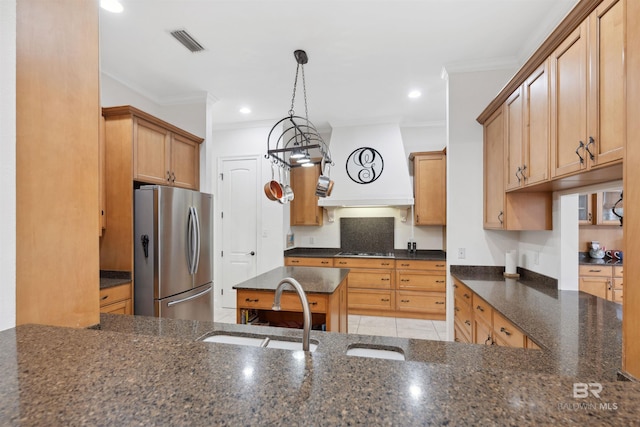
248,251 -> 255,256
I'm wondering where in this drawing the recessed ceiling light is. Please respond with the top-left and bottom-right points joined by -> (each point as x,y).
100,0 -> 123,13
408,90 -> 422,99
239,107 -> 251,114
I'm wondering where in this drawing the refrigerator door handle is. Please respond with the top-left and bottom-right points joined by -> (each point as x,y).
187,207 -> 195,275
166,286 -> 212,307
193,206 -> 201,275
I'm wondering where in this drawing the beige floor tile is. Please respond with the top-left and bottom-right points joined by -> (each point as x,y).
397,328 -> 441,341
356,325 -> 397,337
358,315 -> 396,329
432,320 -> 447,333
348,315 -> 361,328
396,318 -> 436,331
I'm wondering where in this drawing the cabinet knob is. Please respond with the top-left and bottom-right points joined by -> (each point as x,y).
465,320 -> 471,326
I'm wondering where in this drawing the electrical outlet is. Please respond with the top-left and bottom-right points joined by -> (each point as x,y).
457,248 -> 466,259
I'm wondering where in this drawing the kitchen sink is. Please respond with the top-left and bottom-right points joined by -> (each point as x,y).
201,333 -> 317,352
346,345 -> 405,361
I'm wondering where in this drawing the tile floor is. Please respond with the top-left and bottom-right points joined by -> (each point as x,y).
214,307 -> 447,341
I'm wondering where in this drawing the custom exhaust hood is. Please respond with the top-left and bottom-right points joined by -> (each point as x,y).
318,123 -> 414,208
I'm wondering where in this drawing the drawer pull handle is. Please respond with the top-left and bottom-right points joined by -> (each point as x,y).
476,305 -> 484,312
436,280 -> 445,283
401,279 -> 409,282
321,261 -> 329,264
454,307 -> 460,312
381,263 -> 390,266
381,278 -> 390,281
291,260 -> 299,263
381,298 -> 390,302
453,283 -> 458,288
485,335 -> 493,345
589,269 -> 601,272
101,295 -> 109,300
401,299 -> 410,303
245,298 -> 259,303
436,264 -> 445,267
465,320 -> 471,326
401,263 -> 410,267
435,301 -> 445,305
500,327 -> 512,337
339,261 -> 347,265
309,301 -> 318,306
463,293 -> 470,299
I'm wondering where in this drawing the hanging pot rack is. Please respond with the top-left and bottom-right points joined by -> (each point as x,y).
266,50 -> 332,169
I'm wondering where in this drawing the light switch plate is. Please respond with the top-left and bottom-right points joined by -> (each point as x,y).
457,248 -> 466,259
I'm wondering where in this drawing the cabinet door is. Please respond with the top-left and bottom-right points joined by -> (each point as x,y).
348,289 -> 394,311
588,0 -> 625,167
347,270 -> 393,290
596,190 -> 623,225
578,193 -> 595,224
100,299 -> 132,315
413,152 -> 446,225
579,276 -> 609,299
290,164 -> 323,226
483,107 -> 505,229
523,60 -> 550,186
550,20 -> 589,178
133,117 -> 171,184
396,272 -> 445,291
474,317 -> 493,346
504,86 -> 524,191
170,133 -> 200,190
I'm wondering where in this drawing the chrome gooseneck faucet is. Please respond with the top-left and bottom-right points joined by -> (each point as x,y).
272,278 -> 311,351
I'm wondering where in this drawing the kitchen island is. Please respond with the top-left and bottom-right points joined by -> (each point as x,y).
233,266 -> 349,332
1,314 -> 639,425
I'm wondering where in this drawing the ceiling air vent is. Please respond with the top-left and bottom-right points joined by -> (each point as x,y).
169,29 -> 205,53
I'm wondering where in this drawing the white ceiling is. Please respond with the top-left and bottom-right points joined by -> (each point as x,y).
99,0 -> 578,130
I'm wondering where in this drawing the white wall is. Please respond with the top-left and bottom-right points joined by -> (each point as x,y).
0,0 -> 16,331
101,73 -> 206,137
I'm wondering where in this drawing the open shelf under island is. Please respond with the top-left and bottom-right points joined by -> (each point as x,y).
232,266 -> 349,333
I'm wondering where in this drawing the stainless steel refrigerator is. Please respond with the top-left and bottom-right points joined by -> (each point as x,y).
134,185 -> 213,321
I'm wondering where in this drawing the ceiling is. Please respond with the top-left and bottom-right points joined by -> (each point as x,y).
99,0 -> 578,130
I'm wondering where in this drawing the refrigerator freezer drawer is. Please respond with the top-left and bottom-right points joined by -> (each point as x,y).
156,283 -> 213,322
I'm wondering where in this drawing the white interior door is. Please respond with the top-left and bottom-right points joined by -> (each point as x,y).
220,157 -> 258,308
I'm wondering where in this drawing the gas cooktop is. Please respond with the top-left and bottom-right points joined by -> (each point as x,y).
336,251 -> 395,258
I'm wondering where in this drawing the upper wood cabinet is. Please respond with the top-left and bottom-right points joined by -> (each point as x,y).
289,164 -> 323,226
410,150 -> 446,225
484,106 -> 552,231
551,0 -> 624,179
505,61 -> 551,192
104,106 -> 203,190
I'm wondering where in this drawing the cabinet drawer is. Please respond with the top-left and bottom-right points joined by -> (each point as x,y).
454,323 -> 471,343
613,266 -> 623,277
348,270 -> 393,289
396,272 -> 445,291
612,277 -> 623,290
472,294 -> 492,326
579,265 -> 612,277
579,276 -> 609,299
454,295 -> 473,339
285,257 -> 333,267
334,258 -> 395,269
238,290 -> 327,313
348,289 -> 394,311
396,291 -> 445,314
395,260 -> 446,271
100,283 -> 131,307
493,311 -> 526,348
453,279 -> 473,305
100,299 -> 132,315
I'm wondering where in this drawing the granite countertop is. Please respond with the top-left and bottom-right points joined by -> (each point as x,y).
1,316 -> 639,425
232,266 -> 349,293
284,247 -> 447,261
579,252 -> 623,266
451,267 -> 623,381
99,270 -> 132,290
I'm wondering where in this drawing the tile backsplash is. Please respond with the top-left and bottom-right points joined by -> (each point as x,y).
340,217 -> 394,253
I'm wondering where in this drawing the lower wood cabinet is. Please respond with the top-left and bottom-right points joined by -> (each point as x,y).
453,279 -> 540,349
579,264 -> 623,304
99,283 -> 133,315
284,256 -> 446,320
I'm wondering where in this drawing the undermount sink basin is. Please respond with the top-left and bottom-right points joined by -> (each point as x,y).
201,334 -> 317,352
346,346 -> 405,361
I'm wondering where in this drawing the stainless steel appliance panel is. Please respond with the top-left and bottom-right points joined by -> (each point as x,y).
157,186 -> 193,299
192,191 -> 213,288
156,283 -> 213,322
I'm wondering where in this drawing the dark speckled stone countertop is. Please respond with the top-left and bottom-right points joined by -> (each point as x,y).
232,266 -> 349,293
451,267 -> 623,381
285,247 -> 446,261
1,316 -> 639,425
579,252 -> 623,266
99,270 -> 131,290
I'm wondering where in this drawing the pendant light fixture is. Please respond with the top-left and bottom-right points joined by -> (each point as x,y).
266,50 -> 332,169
